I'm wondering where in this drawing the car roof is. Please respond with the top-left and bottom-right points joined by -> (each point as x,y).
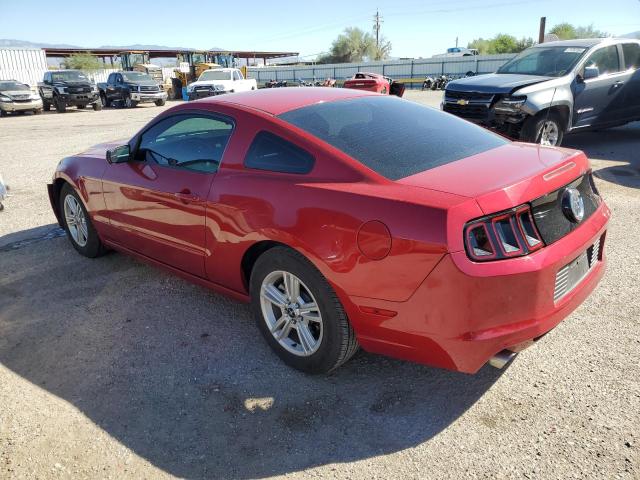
533,37 -> 634,48
197,87 -> 377,115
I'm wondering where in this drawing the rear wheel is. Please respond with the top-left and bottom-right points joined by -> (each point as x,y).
250,247 -> 359,374
521,112 -> 565,146
60,184 -> 107,258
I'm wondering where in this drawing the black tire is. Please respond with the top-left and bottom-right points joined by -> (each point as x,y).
55,97 -> 66,113
521,111 -> 565,146
250,246 -> 359,374
92,101 -> 102,111
0,202 -> 3,211
59,183 -> 108,258
34,109 -> 42,115
43,102 -> 51,112
100,93 -> 109,108
77,104 -> 86,109
0,110 -> 6,117
124,95 -> 138,108
155,99 -> 166,106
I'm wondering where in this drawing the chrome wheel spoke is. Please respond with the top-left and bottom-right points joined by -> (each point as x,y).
296,323 -> 316,353
275,317 -> 293,340
301,311 -> 321,323
298,301 -> 317,315
262,284 -> 288,308
270,315 -> 288,334
283,272 -> 300,301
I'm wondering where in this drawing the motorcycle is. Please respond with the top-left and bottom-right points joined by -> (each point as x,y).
430,75 -> 450,90
422,76 -> 435,91
264,79 -> 288,88
0,173 -> 7,211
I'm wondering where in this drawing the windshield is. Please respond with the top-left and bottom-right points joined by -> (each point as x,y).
199,70 -> 231,81
122,72 -> 153,82
279,96 -> 508,181
0,81 -> 29,91
51,71 -> 90,82
498,46 -> 587,77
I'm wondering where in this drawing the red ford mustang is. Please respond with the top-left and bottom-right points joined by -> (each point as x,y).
48,88 -> 609,374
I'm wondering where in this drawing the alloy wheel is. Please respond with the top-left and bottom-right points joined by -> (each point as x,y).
539,120 -> 559,146
63,194 -> 88,247
259,270 -> 323,357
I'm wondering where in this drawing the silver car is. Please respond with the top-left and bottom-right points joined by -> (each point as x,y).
0,80 -> 43,117
443,38 -> 640,146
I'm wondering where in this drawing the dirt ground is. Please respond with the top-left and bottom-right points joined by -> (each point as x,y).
0,92 -> 639,479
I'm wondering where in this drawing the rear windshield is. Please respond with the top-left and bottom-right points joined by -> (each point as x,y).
278,96 -> 508,180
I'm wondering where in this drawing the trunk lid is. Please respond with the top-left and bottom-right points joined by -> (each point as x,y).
398,143 -> 591,214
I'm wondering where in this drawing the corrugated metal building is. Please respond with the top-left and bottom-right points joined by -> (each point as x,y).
0,48 -> 49,86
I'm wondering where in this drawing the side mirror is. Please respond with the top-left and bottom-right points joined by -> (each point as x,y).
106,145 -> 131,164
583,66 -> 600,80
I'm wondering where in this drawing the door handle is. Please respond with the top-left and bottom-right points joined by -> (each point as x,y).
174,192 -> 201,204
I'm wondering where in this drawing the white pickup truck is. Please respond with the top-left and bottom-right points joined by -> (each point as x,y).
186,68 -> 257,100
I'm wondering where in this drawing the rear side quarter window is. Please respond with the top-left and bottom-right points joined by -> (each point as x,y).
622,43 -> 640,70
244,131 -> 314,174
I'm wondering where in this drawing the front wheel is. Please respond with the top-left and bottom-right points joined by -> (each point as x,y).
155,99 -> 166,106
521,112 -> 565,146
60,184 -> 107,258
77,104 -> 86,109
55,97 -> 66,113
124,96 -> 138,108
92,101 -> 102,111
100,93 -> 110,108
250,247 -> 359,374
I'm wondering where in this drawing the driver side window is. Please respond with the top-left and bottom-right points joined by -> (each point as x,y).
583,46 -> 621,77
137,114 -> 234,173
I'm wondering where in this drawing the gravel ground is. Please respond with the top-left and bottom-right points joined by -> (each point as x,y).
0,92 -> 639,479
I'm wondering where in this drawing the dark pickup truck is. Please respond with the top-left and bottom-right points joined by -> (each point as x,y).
97,71 -> 167,108
38,70 -> 102,113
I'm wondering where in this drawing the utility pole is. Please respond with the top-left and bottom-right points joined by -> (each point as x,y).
538,17 -> 546,44
373,9 -> 383,51
455,36 -> 459,48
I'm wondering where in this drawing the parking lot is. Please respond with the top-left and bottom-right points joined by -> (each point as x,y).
0,91 -> 639,479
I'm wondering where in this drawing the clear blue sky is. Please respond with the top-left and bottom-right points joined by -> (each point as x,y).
2,0 -> 639,58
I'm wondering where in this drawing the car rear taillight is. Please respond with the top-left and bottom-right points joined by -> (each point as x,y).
464,205 -> 544,262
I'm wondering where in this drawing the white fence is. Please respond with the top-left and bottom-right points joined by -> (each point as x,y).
247,54 -> 516,87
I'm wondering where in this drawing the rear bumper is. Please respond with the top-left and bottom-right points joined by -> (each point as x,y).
0,98 -> 42,112
346,202 -> 610,373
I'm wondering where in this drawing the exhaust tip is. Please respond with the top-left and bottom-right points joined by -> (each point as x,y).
488,350 -> 517,369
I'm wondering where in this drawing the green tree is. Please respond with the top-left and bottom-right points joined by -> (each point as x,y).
62,53 -> 103,70
318,27 -> 377,63
549,23 -> 607,40
468,34 -> 534,54
373,36 -> 392,61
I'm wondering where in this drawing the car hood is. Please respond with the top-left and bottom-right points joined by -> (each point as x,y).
0,89 -> 33,97
397,143 -> 591,214
126,80 -> 158,86
446,73 -> 553,94
53,81 -> 94,87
